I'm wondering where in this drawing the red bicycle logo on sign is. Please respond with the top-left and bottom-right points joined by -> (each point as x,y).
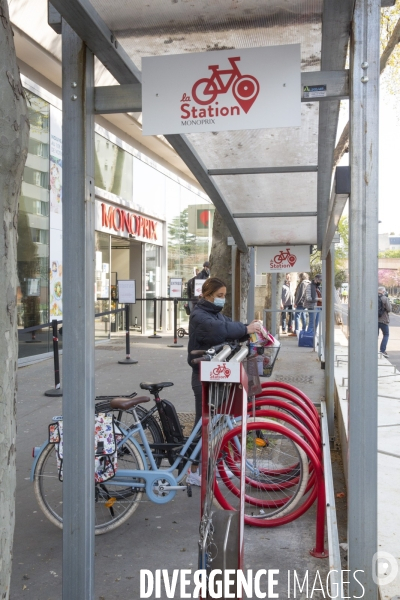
191,57 -> 260,113
211,364 -> 232,379
272,249 -> 297,267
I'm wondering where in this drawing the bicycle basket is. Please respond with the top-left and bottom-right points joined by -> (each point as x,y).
243,357 -> 262,396
259,343 -> 281,377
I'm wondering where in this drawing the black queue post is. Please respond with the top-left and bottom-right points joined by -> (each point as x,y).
44,319 -> 63,396
118,304 -> 138,364
168,298 -> 184,348
148,297 -> 162,339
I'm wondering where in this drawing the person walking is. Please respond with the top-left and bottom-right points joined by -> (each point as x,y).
186,261 -> 210,313
281,274 -> 295,334
293,272 -> 310,333
378,286 -> 391,358
305,274 -> 322,333
186,277 -> 261,485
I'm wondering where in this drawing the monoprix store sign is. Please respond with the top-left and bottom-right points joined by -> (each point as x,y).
257,245 -> 310,274
142,45 -> 301,135
95,200 -> 163,246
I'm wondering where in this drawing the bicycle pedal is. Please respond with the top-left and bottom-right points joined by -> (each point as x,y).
186,483 -> 192,497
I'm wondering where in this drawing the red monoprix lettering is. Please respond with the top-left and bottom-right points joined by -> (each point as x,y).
113,208 -> 121,231
101,203 -> 114,229
121,210 -> 132,233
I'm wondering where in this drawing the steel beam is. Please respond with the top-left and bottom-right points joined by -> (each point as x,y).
51,0 -> 142,84
49,0 -> 247,252
61,21 -> 95,600
233,212 -> 317,218
317,0 -> 355,249
321,167 -> 350,259
92,70 -> 349,118
209,166 -> 318,176
94,84 -> 142,114
325,244 -> 335,437
247,247 -> 255,323
48,2 -> 62,34
348,0 -> 380,597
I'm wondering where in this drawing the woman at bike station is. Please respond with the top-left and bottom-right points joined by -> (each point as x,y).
187,277 -> 261,485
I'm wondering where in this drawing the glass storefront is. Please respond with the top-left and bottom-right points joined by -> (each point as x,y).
17,90 -> 51,359
95,232 -> 111,340
145,244 -> 161,332
166,180 -> 214,328
17,83 -> 214,359
95,133 -> 133,203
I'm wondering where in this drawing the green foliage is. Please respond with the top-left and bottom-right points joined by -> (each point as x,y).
167,208 -> 196,252
380,4 -> 400,96
378,249 -> 400,258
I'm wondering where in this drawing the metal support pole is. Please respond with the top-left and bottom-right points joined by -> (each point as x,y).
271,274 -> 277,337
231,244 -> 237,320
44,319 -> 63,397
325,244 -> 335,438
319,258 -> 326,362
61,22 -> 95,599
118,304 -> 138,364
246,246 -> 255,323
348,1 -> 380,597
168,299 -> 183,348
148,297 -> 161,338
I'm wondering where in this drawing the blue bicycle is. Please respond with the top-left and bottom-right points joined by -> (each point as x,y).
32,344 -> 308,534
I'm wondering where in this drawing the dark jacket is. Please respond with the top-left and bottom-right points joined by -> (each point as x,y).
305,281 -> 322,309
294,279 -> 310,306
378,294 -> 391,324
187,299 -> 247,370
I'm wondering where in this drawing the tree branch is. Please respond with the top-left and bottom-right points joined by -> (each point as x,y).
333,16 -> 400,168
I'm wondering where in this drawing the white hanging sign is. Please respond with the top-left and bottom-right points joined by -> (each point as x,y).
194,279 -> 204,297
256,245 -> 311,273
142,45 -> 301,135
170,278 -> 183,298
118,280 -> 136,304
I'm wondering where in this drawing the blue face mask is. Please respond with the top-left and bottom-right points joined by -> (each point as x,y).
214,297 -> 225,308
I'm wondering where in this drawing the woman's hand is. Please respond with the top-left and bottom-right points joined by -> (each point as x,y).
247,321 -> 262,334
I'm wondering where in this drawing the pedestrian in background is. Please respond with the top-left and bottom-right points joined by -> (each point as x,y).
305,274 -> 322,333
186,261 -> 210,313
378,285 -> 391,358
281,274 -> 295,335
294,272 -> 310,333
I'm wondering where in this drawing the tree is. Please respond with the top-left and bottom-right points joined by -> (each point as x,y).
0,1 -> 29,597
334,5 -> 400,166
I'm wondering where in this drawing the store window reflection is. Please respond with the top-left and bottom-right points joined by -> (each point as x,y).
167,191 -> 214,329
95,133 -> 133,202
17,91 -> 50,359
145,244 -> 161,332
95,232 -> 111,340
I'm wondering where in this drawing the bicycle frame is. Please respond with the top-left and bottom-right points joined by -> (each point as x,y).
31,409 -> 243,506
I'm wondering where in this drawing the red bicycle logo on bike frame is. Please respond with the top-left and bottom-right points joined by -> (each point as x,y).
270,248 -> 297,269
191,57 -> 260,114
210,364 -> 232,379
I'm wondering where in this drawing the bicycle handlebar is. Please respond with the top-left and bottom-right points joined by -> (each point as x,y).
191,356 -> 211,365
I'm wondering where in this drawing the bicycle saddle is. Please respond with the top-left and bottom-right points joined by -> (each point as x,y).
110,396 -> 150,410
140,382 -> 174,393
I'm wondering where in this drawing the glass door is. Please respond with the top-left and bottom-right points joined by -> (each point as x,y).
145,244 -> 161,332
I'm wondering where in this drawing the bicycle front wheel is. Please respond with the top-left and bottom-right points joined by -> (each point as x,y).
34,439 -> 144,535
214,420 -> 309,521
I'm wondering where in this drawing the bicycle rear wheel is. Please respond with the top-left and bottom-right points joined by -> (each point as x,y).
34,439 -> 144,535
